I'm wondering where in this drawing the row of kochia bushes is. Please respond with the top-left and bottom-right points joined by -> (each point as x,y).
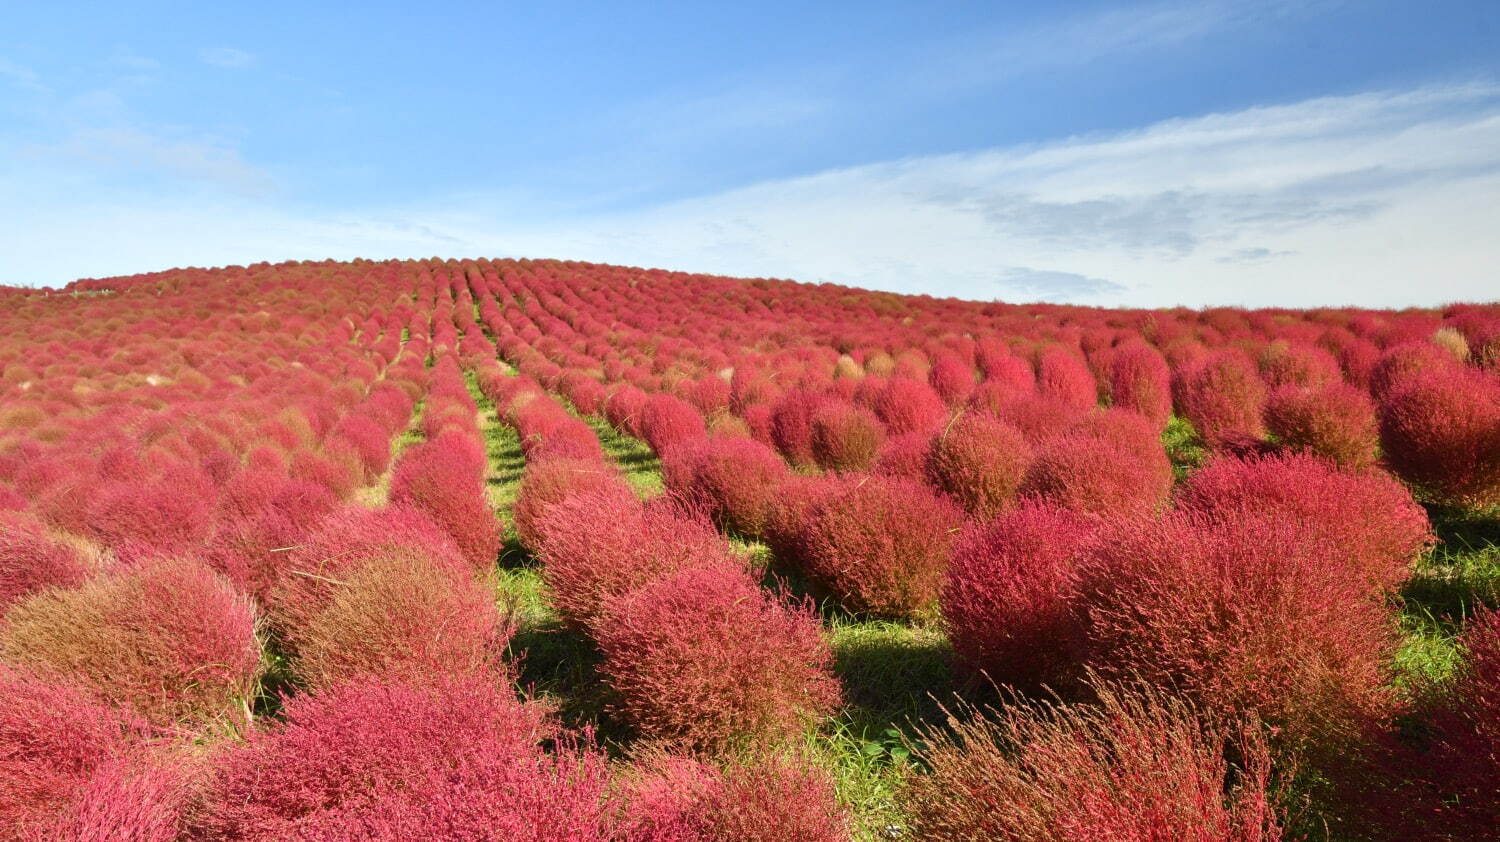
464,257 -> 1500,512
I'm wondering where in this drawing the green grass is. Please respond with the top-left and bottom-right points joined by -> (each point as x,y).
1162,414 -> 1206,480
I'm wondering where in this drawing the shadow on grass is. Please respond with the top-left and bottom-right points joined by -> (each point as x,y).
1403,504 -> 1500,621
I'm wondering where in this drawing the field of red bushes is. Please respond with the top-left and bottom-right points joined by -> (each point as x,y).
1,258 -> 1497,840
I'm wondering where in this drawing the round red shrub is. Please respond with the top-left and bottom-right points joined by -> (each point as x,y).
1259,341 -> 1342,389
1109,343 -> 1173,426
595,565 -> 840,750
275,548 -> 514,690
873,377 -> 949,436
801,474 -> 963,619
685,436 -> 792,538
1079,511 -> 1399,748
191,678 -> 613,841
535,492 -> 740,630
1378,366 -> 1500,509
924,412 -> 1032,519
1035,347 -> 1097,411
769,388 -> 830,468
388,429 -> 502,569
1370,341 -> 1458,400
1265,382 -> 1379,469
901,681 -> 1285,841
1176,453 -> 1431,594
0,511 -> 88,614
942,503 -> 1099,694
641,395 -> 707,455
1177,349 -> 1268,449
810,400 -> 886,473
1021,431 -> 1172,517
0,558 -> 261,727
872,431 -> 933,481
86,463 -> 217,555
0,665 -> 157,839
621,752 -> 849,842
512,457 -> 633,550
986,393 -> 1086,442
928,354 -> 976,407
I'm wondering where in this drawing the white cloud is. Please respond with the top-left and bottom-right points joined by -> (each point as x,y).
2,81 -> 1498,309
198,47 -> 255,69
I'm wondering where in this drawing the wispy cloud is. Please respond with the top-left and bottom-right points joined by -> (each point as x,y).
0,56 -> 49,94
2,81 -> 1497,308
198,47 -> 255,69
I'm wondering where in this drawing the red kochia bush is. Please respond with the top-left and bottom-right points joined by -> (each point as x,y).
190,678 -> 613,841
1378,366 -> 1500,509
388,427 -> 501,569
595,565 -> 840,750
682,435 -> 792,538
0,558 -> 261,727
640,394 -> 707,454
901,681 -> 1285,841
0,511 -> 88,613
873,377 -> 949,435
512,456 -> 634,550
1079,511 -> 1398,748
1177,349 -> 1268,449
272,545 -> 514,691
621,753 -> 849,841
1417,607 -> 1500,837
928,354 -> 976,407
1021,430 -> 1172,517
942,503 -> 1100,695
86,463 -> 217,555
1109,343 -> 1173,426
770,388 -> 830,468
1036,347 -> 1097,411
800,475 -> 963,619
535,492 -> 740,630
924,412 -> 1032,519
1175,453 -> 1431,594
0,665 -> 161,840
809,400 -> 886,473
1265,382 -> 1380,469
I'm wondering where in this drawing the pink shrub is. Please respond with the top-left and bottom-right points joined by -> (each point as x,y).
942,503 -> 1099,694
1036,347 -> 1097,411
901,681 -> 1285,841
328,414 -> 392,480
985,393 -> 1086,441
535,492 -> 739,630
191,678 -> 613,840
1378,366 -> 1500,509
1109,343 -> 1173,426
810,400 -> 886,473
1177,349 -> 1268,449
1259,341 -> 1342,389
512,456 -> 633,550
621,753 -> 849,841
1370,341 -> 1457,400
925,412 -> 1032,519
1021,431 -> 1172,517
872,431 -> 933,481
873,377 -> 949,435
1265,382 -> 1380,468
273,547 -> 514,690
641,395 -> 707,454
0,511 -> 88,614
683,435 -> 792,538
801,474 -> 963,618
595,565 -> 840,749
928,354 -> 976,407
0,665 -> 156,839
770,388 -> 830,467
86,464 -> 217,555
1178,453 -> 1431,595
388,428 -> 501,569
1079,511 -> 1399,747
0,558 -> 261,727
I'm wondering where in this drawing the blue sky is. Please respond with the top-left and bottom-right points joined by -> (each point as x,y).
2,1 -> 1497,306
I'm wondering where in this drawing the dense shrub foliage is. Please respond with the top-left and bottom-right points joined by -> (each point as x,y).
1,257 -> 1495,836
